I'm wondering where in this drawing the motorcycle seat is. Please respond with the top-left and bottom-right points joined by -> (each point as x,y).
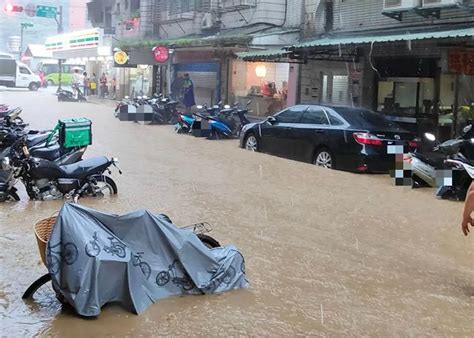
60,156 -> 110,179
412,152 -> 447,168
27,133 -> 50,148
30,144 -> 61,161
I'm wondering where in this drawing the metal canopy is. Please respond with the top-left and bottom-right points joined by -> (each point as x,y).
234,49 -> 305,63
291,27 -> 474,50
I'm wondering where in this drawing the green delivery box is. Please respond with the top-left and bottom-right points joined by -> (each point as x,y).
57,118 -> 92,148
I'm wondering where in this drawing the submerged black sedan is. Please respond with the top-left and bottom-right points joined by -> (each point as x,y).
239,105 -> 418,172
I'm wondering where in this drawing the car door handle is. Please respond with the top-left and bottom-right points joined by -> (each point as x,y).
314,130 -> 324,134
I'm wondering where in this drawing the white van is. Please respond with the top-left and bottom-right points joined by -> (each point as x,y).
0,58 -> 41,91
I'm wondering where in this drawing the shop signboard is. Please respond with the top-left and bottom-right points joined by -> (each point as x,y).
46,29 -> 101,52
448,49 -> 474,75
152,45 -> 169,63
114,50 -> 129,65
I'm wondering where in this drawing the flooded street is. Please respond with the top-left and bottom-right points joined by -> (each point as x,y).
1,88 -> 473,336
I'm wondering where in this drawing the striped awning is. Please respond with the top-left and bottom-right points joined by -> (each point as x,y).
236,49 -> 290,61
292,27 -> 474,50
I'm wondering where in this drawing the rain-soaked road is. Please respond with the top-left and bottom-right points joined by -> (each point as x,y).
0,88 -> 473,336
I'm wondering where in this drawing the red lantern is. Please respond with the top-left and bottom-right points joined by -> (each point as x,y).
153,45 -> 169,63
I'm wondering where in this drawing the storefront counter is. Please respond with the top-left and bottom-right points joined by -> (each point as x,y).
236,95 -> 285,116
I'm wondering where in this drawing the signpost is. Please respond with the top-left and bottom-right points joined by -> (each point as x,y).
36,5 -> 57,18
5,3 -> 65,89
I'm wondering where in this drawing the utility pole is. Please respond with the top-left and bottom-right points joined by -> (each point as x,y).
19,22 -> 34,60
55,6 -> 64,90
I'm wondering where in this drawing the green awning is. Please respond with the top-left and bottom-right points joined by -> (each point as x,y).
292,27 -> 474,49
236,49 -> 290,61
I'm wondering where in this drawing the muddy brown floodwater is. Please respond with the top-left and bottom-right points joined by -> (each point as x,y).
0,88 -> 473,336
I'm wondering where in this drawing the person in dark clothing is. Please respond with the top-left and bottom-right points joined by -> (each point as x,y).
182,73 -> 195,114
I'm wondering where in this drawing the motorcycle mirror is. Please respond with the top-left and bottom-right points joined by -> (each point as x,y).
247,100 -> 252,106
463,124 -> 472,133
224,105 -> 231,109
217,101 -> 222,105
424,133 -> 436,142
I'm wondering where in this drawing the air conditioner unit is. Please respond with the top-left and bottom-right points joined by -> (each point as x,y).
383,0 -> 421,11
422,0 -> 463,8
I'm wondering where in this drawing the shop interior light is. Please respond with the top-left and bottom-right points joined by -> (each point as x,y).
255,64 -> 267,78
138,64 -> 149,70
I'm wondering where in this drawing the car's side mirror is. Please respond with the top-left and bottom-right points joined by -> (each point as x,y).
267,116 -> 277,124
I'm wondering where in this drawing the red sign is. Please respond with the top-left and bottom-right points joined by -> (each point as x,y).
448,49 -> 474,75
153,45 -> 169,63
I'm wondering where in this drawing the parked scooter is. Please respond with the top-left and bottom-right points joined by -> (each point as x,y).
207,101 -> 252,139
175,102 -> 225,133
438,157 -> 474,200
57,85 -> 87,103
0,146 -> 19,201
150,95 -> 180,124
406,124 -> 474,200
9,134 -> 121,201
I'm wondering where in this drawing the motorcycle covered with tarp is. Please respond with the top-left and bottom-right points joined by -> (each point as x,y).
43,203 -> 248,316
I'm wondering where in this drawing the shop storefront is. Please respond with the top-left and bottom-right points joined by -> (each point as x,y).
235,49 -> 300,116
45,28 -> 114,92
289,26 -> 474,138
231,60 -> 289,115
113,47 -> 169,99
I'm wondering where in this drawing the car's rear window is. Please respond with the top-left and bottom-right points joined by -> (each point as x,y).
333,107 -> 396,129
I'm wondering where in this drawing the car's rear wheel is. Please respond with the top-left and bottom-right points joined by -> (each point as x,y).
313,148 -> 334,169
244,133 -> 258,152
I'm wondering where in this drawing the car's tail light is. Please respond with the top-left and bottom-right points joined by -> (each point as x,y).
353,132 -> 383,146
357,164 -> 369,171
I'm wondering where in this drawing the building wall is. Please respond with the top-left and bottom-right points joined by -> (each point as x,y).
156,0 -> 303,39
70,0 -> 90,31
307,0 -> 474,36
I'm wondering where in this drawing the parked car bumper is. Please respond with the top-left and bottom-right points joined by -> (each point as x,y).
355,153 -> 397,173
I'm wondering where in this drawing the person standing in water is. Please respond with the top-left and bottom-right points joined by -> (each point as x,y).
182,73 -> 195,114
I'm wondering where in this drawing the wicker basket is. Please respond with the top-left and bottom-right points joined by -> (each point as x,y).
34,216 -> 57,266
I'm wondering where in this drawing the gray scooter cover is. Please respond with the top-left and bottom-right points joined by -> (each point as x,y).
47,203 -> 248,316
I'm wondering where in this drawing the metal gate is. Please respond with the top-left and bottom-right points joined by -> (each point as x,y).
174,62 -> 220,106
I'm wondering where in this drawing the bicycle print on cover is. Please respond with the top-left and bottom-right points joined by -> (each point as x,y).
46,203 -> 249,316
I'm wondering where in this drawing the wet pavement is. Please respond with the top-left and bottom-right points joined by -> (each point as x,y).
0,87 -> 473,336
